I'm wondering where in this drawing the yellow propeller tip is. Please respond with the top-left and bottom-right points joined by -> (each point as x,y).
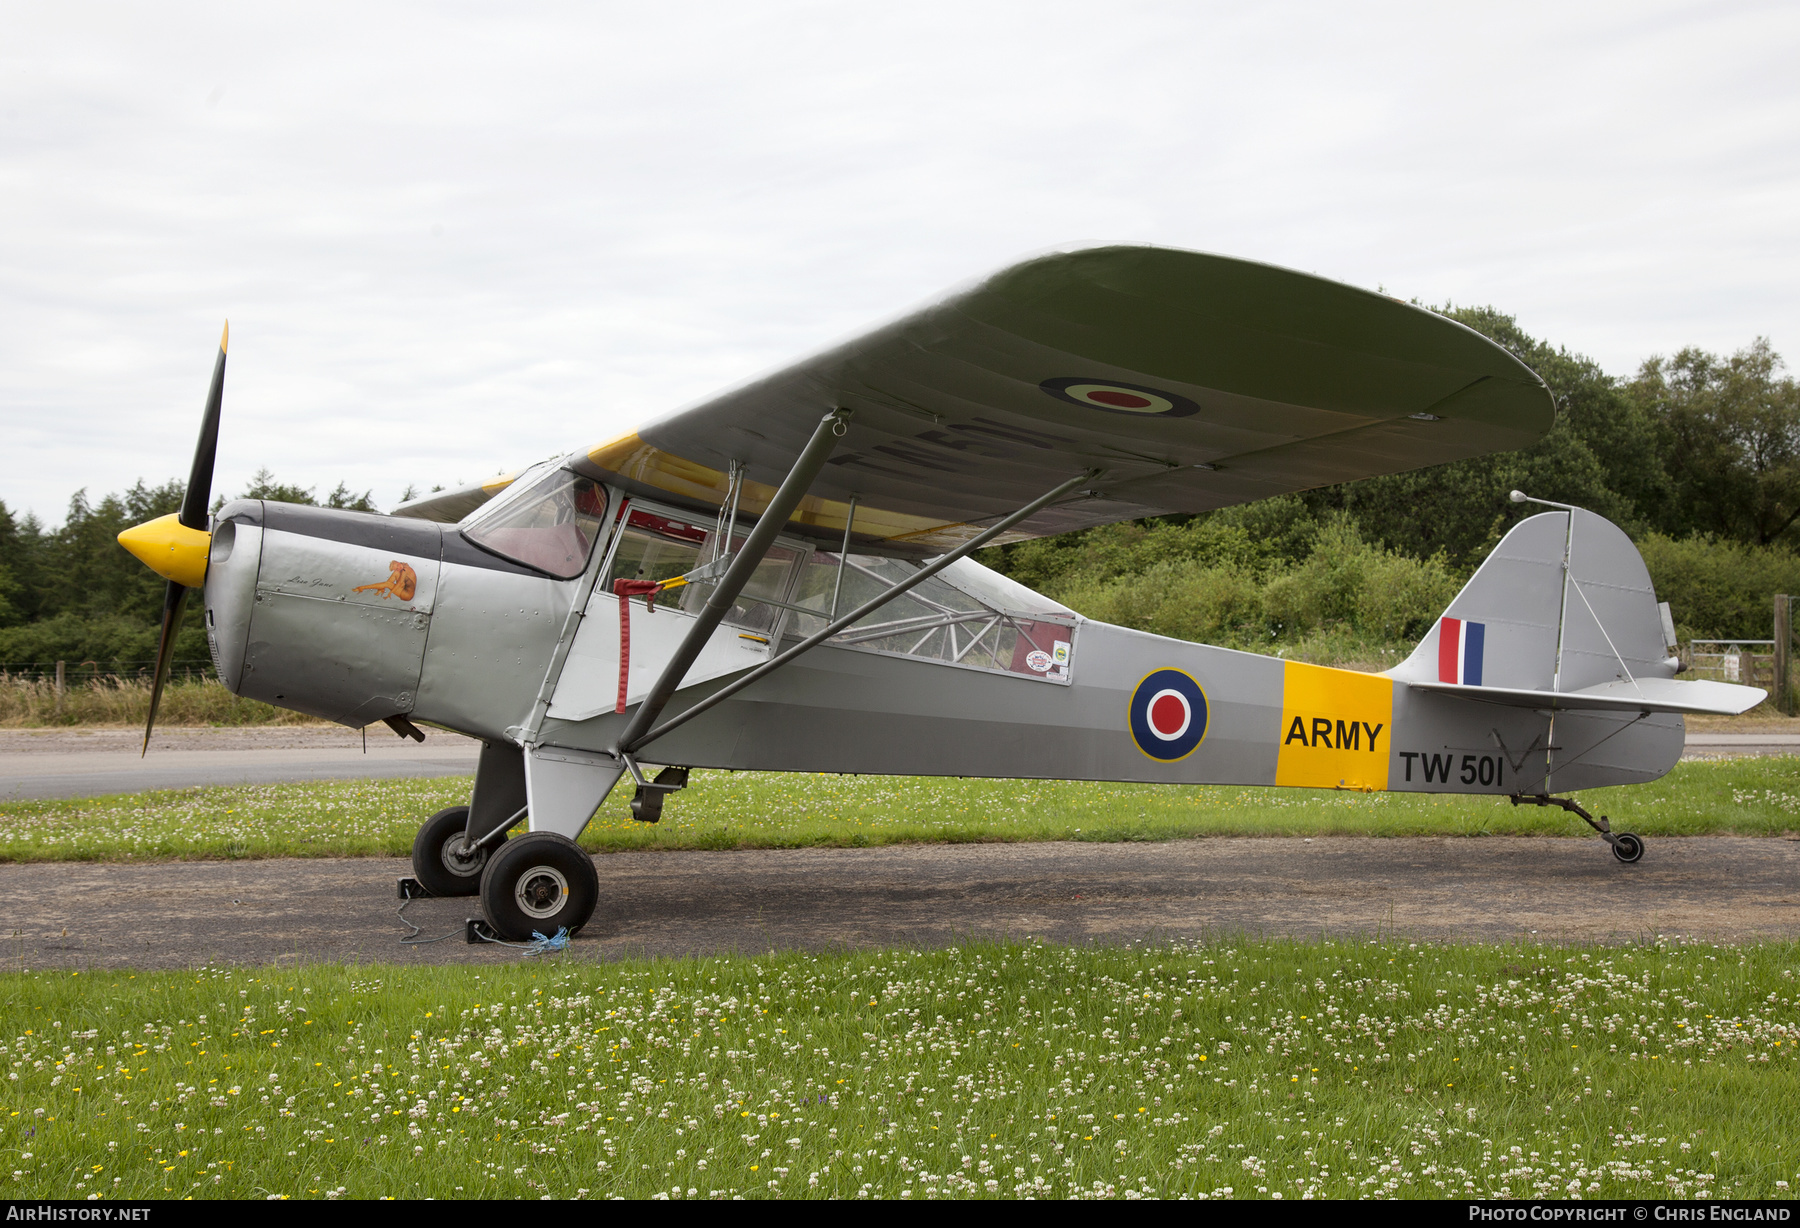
220,321 -> 229,354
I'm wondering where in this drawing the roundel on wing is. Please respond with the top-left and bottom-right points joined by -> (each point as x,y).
1040,377 -> 1199,418
1128,668 -> 1209,762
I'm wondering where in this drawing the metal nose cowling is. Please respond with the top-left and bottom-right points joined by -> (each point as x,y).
115,321 -> 227,754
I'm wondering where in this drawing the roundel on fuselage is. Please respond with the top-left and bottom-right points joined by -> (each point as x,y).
1128,668 -> 1209,761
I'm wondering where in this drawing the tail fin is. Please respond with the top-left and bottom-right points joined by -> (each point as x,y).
1392,508 -> 1674,693
1386,507 -> 1761,714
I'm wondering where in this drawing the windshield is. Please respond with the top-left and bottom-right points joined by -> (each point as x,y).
461,467 -> 608,579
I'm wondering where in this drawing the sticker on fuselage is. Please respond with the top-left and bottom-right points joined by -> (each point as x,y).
1129,668 -> 1209,761
1040,377 -> 1199,418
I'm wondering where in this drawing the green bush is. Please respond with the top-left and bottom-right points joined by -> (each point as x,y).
1047,515 -> 1460,656
0,611 -> 208,670
983,495 -> 1320,593
1056,560 -> 1266,645
1354,550 -> 1465,640
992,492 -> 1800,657
1640,534 -> 1800,640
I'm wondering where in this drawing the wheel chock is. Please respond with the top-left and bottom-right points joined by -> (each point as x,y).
396,877 -> 426,900
465,918 -> 498,945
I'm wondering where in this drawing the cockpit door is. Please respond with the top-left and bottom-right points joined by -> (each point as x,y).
544,501 -> 807,723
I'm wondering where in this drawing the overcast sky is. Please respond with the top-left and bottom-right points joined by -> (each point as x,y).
3,0 -> 1797,526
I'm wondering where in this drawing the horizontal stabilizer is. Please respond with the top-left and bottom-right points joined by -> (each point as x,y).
1409,676 -> 1765,716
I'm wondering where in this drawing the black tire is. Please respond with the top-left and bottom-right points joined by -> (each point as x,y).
479,832 -> 598,941
1611,832 -> 1645,864
410,805 -> 497,897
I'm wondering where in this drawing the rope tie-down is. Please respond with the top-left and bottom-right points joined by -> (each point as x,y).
398,898 -> 571,954
466,922 -> 571,955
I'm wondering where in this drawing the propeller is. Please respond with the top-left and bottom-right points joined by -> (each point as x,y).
136,323 -> 227,756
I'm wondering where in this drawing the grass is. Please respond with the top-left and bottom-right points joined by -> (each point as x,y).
0,675 -> 304,729
2,938 -> 1795,1200
0,758 -> 1797,864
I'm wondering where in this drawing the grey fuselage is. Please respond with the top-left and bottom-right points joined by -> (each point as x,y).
203,493 -> 1679,834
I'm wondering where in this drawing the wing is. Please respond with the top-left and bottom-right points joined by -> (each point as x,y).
409,245 -> 1556,551
392,472 -> 525,524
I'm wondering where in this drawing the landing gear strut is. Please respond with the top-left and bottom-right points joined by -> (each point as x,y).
1510,793 -> 1644,863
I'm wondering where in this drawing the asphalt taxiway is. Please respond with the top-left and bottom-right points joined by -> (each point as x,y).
1,835 -> 1793,970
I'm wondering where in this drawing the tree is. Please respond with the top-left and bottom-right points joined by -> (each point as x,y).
1626,339 -> 1800,546
210,470 -> 377,513
44,481 -> 188,624
0,500 -> 39,627
234,468 -> 318,506
323,482 -> 378,513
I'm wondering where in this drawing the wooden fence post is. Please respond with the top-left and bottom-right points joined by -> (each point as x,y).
1777,595 -> 1794,717
54,660 -> 65,718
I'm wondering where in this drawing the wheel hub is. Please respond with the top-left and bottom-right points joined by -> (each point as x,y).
440,834 -> 486,878
515,867 -> 570,919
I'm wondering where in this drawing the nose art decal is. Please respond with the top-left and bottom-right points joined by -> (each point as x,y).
353,560 -> 418,601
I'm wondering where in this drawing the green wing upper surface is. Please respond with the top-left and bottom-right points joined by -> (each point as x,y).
406,245 -> 1554,551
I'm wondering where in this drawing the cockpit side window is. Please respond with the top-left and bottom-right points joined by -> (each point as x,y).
604,511 -> 804,636
607,510 -> 707,589
461,468 -> 608,580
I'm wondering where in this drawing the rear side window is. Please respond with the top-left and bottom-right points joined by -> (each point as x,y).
787,552 -> 1075,682
462,468 -> 608,579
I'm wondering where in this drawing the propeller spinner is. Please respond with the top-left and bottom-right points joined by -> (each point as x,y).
116,322 -> 227,755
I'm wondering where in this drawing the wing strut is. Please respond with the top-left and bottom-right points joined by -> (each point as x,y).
620,467 -> 1098,756
612,407 -> 853,756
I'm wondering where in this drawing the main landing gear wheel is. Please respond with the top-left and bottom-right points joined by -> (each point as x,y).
410,805 -> 498,897
479,832 -> 598,942
1610,833 -> 1645,864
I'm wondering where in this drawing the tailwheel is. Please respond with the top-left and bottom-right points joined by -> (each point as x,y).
410,805 -> 496,897
1511,793 -> 1645,865
479,831 -> 598,941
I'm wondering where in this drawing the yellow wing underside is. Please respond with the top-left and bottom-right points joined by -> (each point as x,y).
586,432 -> 1011,551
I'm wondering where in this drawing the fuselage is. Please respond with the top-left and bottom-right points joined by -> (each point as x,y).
203,488 -> 1681,801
